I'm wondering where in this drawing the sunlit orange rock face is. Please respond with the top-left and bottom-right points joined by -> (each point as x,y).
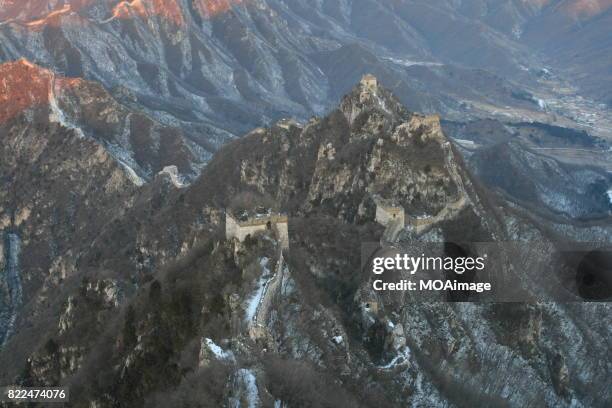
563,0 -> 612,18
194,0 -> 245,18
0,0 -> 94,22
111,0 -> 245,25
0,59 -> 81,124
0,59 -> 53,124
111,0 -> 184,25
526,0 -> 553,7
0,0 -> 244,26
525,0 -> 612,18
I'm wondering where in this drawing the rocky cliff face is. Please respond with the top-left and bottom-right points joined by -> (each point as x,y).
1,78 -> 609,407
0,58 -> 149,353
1,59 -> 198,178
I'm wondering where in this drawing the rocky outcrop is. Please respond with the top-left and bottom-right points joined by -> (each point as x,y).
193,77 -> 472,231
0,0 -> 247,25
0,63 -> 150,348
0,59 -> 197,181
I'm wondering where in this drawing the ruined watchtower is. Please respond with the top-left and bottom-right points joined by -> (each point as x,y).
356,287 -> 380,315
361,74 -> 378,90
359,74 -> 379,103
226,210 -> 289,249
373,196 -> 405,229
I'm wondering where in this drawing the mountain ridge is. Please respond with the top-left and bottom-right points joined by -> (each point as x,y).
0,0 -> 246,25
2,76 -> 610,407
3,0 -> 610,161
0,58 -> 200,181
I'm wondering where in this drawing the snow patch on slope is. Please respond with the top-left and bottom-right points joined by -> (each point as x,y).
383,56 -> 443,67
230,369 -> 260,408
157,165 -> 185,188
203,338 -> 235,362
48,80 -> 85,138
104,143 -> 147,186
244,257 -> 270,323
379,347 -> 411,370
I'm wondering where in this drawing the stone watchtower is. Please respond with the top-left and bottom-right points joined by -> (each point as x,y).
359,74 -> 378,103
360,74 -> 378,89
376,205 -> 405,229
372,195 -> 405,229
225,211 -> 289,249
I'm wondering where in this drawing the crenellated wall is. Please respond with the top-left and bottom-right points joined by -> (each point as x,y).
226,213 -> 289,249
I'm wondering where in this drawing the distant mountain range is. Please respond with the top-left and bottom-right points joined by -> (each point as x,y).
2,0 -> 610,211
1,1 -> 611,152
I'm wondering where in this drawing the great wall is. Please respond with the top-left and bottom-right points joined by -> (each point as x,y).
247,249 -> 286,342
224,112 -> 471,342
375,139 -> 470,241
226,211 -> 289,249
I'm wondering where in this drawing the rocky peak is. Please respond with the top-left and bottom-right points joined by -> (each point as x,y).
0,0 -> 245,26
0,59 -> 197,181
563,0 -> 612,18
528,0 -> 612,19
0,0 -> 66,22
0,0 -> 104,29
110,0 -> 184,25
194,0 -> 246,18
192,77 -> 469,225
155,165 -> 186,188
339,74 -> 411,128
0,59 -> 98,129
0,59 -> 58,124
